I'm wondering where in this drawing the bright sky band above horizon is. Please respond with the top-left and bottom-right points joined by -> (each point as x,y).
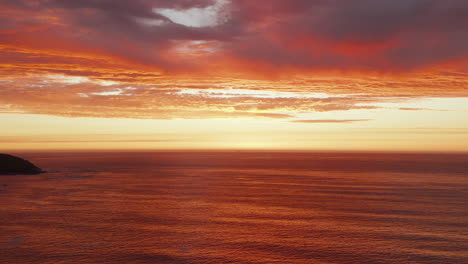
1,0 -> 467,151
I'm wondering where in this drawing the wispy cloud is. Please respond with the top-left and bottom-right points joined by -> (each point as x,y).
0,77 -> 394,119
398,107 -> 446,111
290,119 -> 373,124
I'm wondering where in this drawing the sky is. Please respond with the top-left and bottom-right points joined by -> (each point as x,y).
0,0 -> 467,151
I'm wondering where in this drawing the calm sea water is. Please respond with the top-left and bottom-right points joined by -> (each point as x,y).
1,152 -> 467,264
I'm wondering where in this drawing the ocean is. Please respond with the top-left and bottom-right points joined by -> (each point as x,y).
1,151 -> 467,263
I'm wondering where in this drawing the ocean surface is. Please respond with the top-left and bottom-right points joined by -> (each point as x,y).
1,151 -> 467,264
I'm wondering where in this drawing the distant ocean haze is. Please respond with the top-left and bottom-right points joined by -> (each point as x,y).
1,152 -> 467,264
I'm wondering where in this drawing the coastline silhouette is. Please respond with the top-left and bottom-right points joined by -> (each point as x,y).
0,154 -> 44,175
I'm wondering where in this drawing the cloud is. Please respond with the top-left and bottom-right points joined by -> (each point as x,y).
227,0 -> 468,71
1,0 -> 467,75
398,107 -> 440,111
291,119 -> 373,124
0,76 -> 390,119
0,0 -> 237,75
0,0 -> 467,120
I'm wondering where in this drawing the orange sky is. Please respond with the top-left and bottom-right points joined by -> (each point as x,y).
1,0 -> 467,151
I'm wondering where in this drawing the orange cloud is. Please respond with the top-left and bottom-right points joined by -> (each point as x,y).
0,0 -> 467,120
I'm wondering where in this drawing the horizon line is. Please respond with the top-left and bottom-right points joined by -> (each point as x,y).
3,149 -> 468,154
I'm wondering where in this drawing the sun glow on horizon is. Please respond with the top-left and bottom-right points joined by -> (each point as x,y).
1,0 -> 467,152
1,94 -> 467,152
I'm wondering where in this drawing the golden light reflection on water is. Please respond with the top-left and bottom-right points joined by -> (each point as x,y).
1,152 -> 467,263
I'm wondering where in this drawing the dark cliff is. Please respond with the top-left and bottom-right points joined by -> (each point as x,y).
0,154 -> 44,175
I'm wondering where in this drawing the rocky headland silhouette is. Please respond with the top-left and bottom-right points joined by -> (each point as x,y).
0,154 -> 45,175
